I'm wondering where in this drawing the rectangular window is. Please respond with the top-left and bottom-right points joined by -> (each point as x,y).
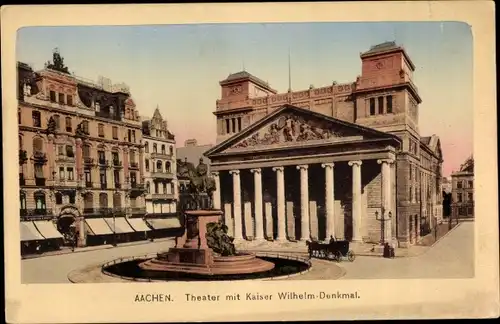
84,169 -> 91,182
369,98 -> 375,115
457,181 -> 463,189
237,117 -> 242,132
130,172 -> 137,185
50,91 -> 56,102
145,159 -> 149,172
468,192 -> 473,202
59,167 -> 65,180
232,118 -> 236,133
98,123 -> 104,137
98,150 -> 105,161
65,117 -> 72,132
100,169 -> 106,185
132,130 -> 136,143
58,93 -> 65,104
112,152 -> 119,163
112,126 -> 118,139
53,115 -> 60,130
128,129 -> 132,142
386,95 -> 393,113
67,167 -> 74,180
69,193 -> 75,204
226,119 -> 230,134
58,145 -> 64,156
129,151 -> 136,163
378,97 -> 384,114
467,207 -> 473,215
67,95 -> 73,106
457,193 -> 462,202
468,180 -> 473,188
114,170 -> 120,184
34,164 -> 44,178
32,111 -> 41,127
66,145 -> 74,157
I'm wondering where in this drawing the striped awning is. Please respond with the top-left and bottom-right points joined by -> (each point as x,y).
20,222 -> 45,241
126,218 -> 152,232
103,217 -> 135,234
33,221 -> 64,239
85,218 -> 113,235
146,218 -> 181,230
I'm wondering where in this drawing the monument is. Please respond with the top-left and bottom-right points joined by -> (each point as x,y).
139,159 -> 275,277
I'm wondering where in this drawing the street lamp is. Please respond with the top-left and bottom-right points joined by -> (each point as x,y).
375,209 -> 392,244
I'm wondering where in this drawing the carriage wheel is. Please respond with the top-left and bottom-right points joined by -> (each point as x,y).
347,250 -> 356,262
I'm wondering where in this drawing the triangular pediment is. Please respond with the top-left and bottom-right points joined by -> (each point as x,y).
205,105 -> 399,156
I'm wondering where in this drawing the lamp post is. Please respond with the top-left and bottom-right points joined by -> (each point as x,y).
375,209 -> 392,244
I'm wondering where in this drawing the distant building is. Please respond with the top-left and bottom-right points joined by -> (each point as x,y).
142,107 -> 178,218
176,139 -> 213,192
451,155 -> 474,219
442,177 -> 452,194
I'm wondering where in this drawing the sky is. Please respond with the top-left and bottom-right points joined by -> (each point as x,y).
16,22 -> 473,177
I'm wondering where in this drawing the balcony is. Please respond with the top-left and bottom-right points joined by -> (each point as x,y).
20,208 -> 53,217
98,158 -> 109,167
112,159 -> 123,168
151,193 -> 176,200
35,177 -> 46,186
85,181 -> 93,188
84,157 -> 94,166
114,182 -> 122,189
33,151 -> 48,164
66,126 -> 72,133
100,182 -> 108,189
150,171 -> 175,180
129,161 -> 139,169
150,152 -> 172,159
56,155 -> 75,163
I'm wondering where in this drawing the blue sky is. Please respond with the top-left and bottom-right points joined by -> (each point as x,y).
17,22 -> 473,176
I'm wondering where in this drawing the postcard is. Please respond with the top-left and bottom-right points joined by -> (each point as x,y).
2,2 -> 498,322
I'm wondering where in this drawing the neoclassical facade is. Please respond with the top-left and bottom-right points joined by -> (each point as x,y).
206,42 -> 443,248
451,155 -> 474,219
142,107 -> 178,216
18,50 -> 146,246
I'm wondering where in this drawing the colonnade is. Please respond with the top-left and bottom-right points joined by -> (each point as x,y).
211,158 -> 394,242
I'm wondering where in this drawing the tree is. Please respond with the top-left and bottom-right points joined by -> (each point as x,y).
46,48 -> 70,74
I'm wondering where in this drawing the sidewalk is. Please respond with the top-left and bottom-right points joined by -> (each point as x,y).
22,237 -> 175,260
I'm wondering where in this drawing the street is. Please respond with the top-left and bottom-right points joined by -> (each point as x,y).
21,222 -> 474,283
339,221 -> 475,279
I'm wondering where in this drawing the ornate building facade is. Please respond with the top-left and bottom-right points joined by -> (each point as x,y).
18,50 -> 146,247
142,107 -> 178,217
451,155 -> 474,219
206,42 -> 444,248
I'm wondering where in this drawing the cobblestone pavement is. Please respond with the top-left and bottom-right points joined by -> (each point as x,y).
22,221 -> 473,283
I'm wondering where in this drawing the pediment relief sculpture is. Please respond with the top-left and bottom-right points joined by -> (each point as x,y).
233,113 -> 346,149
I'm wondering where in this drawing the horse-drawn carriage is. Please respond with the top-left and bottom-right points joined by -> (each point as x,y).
306,239 -> 356,262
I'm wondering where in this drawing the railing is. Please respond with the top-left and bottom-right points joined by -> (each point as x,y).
128,207 -> 146,214
85,181 -> 93,188
114,182 -> 122,189
129,162 -> 139,169
21,208 -> 53,217
151,193 -> 176,200
150,152 -> 172,159
130,183 -> 145,190
98,159 -> 108,166
100,183 -> 108,189
33,151 -> 47,163
66,126 -> 72,133
113,159 -> 122,167
35,177 -> 46,186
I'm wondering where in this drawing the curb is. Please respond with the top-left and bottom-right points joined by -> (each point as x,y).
22,238 -> 174,260
405,222 -> 464,259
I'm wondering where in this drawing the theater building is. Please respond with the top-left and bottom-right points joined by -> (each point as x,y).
205,42 -> 443,248
18,50 -> 147,247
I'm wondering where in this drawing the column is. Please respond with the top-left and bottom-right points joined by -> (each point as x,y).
378,158 -> 394,242
348,160 -> 363,242
322,163 -> 335,239
272,166 -> 287,241
211,171 -> 221,210
296,165 -> 310,241
229,170 -> 243,240
250,168 -> 264,241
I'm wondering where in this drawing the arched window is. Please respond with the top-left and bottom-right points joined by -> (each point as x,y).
153,143 -> 157,153
144,141 -> 149,153
113,193 -> 121,208
33,137 -> 43,153
156,160 -> 162,172
32,111 -> 41,127
84,193 -> 93,210
146,181 -> 151,193
55,192 -> 63,205
166,161 -> 171,173
20,191 -> 27,210
169,145 -> 173,155
82,144 -> 91,158
161,145 -> 166,154
34,192 -> 46,210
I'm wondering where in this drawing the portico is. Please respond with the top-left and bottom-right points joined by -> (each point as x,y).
205,105 -> 401,244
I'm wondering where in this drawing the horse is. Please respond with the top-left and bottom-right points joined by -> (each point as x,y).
305,240 -> 328,258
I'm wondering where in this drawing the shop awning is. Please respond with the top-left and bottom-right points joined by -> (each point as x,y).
33,221 -> 64,239
126,218 -> 152,232
20,222 -> 45,241
103,217 -> 135,234
85,218 -> 113,236
146,218 -> 181,230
